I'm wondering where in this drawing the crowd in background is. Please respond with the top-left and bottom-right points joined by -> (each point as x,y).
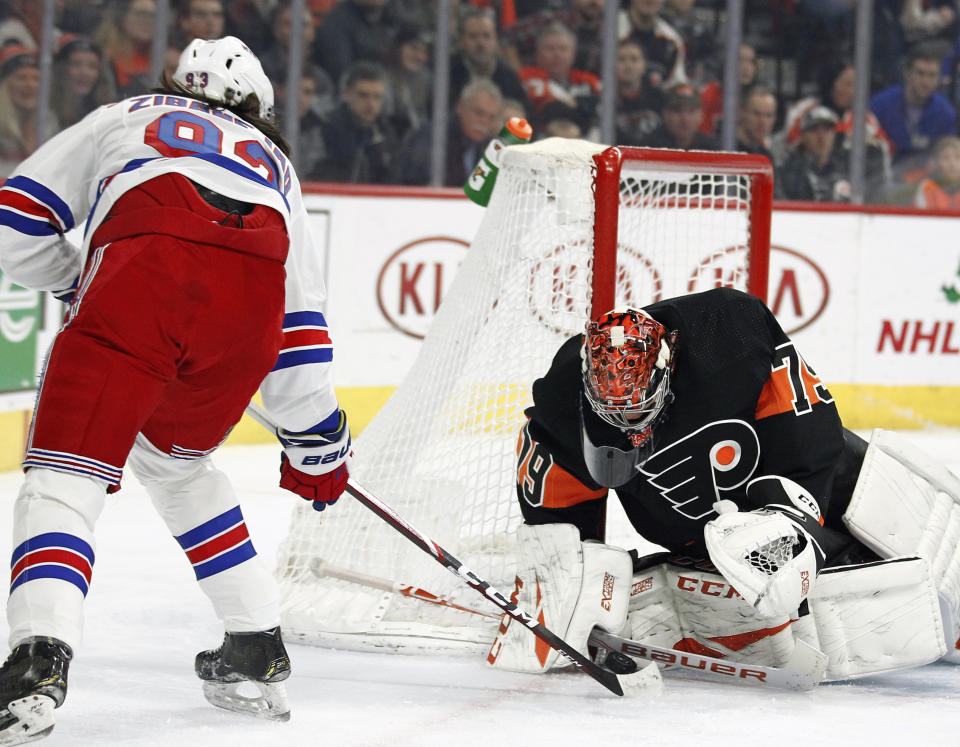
4,0 -> 960,209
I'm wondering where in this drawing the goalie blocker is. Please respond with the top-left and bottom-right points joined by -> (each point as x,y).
487,523 -> 662,693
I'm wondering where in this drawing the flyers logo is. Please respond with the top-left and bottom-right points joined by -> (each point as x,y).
638,420 -> 760,519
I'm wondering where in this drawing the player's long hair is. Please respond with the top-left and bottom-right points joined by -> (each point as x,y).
153,72 -> 290,156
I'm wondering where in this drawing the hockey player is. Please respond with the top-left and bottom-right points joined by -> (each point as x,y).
0,37 -> 350,741
489,288 -> 959,682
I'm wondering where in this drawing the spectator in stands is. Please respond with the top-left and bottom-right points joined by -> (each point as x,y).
795,0 -> 857,88
735,85 -> 777,162
176,0 -> 225,46
273,63 -> 340,122
450,8 -> 528,112
914,135 -> 960,209
221,0 -> 270,55
51,35 -> 116,130
871,44 -> 956,180
314,0 -> 402,87
59,1 -> 104,37
519,22 -> 600,134
0,45 -> 54,177
540,100 -> 583,139
94,0 -> 156,98
503,0 -> 605,75
640,82 -> 717,150
618,0 -> 686,88
661,0 -> 715,85
384,23 -> 432,140
314,61 -> 398,183
259,0 -> 327,91
614,39 -> 663,146
0,0 -> 47,49
776,58 -> 891,201
776,106 -> 851,202
699,42 -> 757,136
500,97 -> 528,126
274,62 -> 336,158
900,0 -> 957,61
391,78 -> 502,186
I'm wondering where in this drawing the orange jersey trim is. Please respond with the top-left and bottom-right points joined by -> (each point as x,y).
755,365 -> 828,420
516,425 -> 607,509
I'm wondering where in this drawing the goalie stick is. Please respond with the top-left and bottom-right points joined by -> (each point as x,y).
310,558 -> 828,691
245,401 -> 630,697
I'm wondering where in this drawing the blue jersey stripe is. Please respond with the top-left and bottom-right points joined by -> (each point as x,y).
283,311 -> 327,329
20,459 -> 121,484
11,532 -> 96,566
10,565 -> 90,596
175,506 -> 244,550
185,152 -> 290,211
28,448 -> 122,476
271,347 -> 333,372
3,176 -> 74,230
193,541 -> 257,580
0,209 -> 61,236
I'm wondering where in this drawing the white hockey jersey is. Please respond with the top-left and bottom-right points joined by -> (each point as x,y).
0,93 -> 338,433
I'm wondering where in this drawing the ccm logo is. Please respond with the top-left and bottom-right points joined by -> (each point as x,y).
631,577 -> 654,596
677,575 -> 743,600
601,572 -> 615,611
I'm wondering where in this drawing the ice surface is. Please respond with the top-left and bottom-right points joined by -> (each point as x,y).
1,429 -> 959,746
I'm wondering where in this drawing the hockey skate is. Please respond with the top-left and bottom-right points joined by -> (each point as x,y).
195,627 -> 291,721
0,637 -> 71,746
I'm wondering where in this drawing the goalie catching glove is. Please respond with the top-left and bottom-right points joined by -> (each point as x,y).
277,409 -> 352,511
703,476 -> 827,618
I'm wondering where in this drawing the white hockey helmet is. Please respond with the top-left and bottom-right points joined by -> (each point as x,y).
173,36 -> 274,120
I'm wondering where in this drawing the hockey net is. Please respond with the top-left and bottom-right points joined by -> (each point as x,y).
276,140 -> 773,654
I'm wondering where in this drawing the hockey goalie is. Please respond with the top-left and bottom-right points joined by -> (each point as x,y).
488,289 -> 959,683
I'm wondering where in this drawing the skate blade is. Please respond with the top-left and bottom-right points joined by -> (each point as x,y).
201,680 -> 290,722
0,694 -> 56,745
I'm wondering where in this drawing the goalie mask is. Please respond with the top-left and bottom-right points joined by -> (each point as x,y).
173,36 -> 274,120
581,308 -> 676,435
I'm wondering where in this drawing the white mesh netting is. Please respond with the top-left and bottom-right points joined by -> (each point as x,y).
275,140 -> 761,654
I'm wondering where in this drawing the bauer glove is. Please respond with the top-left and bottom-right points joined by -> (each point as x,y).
277,409 -> 352,511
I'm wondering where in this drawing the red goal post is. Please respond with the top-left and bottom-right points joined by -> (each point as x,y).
591,146 -> 772,318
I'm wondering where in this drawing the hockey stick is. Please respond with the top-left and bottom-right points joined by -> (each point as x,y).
589,630 -> 826,691
311,559 -> 500,619
310,558 -> 827,691
245,401 -> 629,697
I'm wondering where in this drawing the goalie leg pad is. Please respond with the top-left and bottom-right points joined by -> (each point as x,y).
626,557 -> 945,680
842,428 -> 960,659
486,524 -> 632,673
809,557 -> 946,679
628,560 -> 800,668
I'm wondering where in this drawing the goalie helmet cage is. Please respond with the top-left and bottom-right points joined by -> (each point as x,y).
276,140 -> 773,655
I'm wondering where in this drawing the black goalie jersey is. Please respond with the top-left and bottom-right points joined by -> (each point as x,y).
516,287 -> 847,558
